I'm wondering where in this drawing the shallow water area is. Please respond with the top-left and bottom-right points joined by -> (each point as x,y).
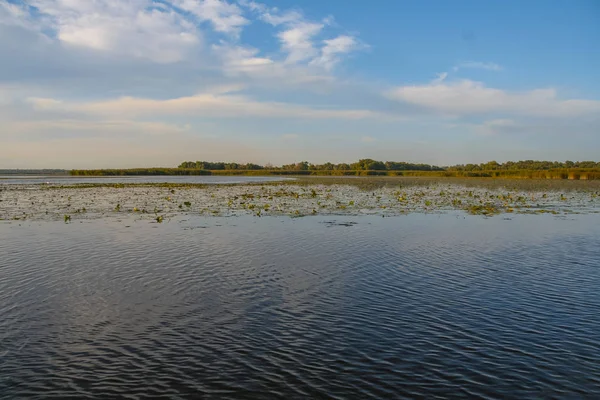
0,175 -> 293,185
2,180 -> 599,222
1,213 -> 600,398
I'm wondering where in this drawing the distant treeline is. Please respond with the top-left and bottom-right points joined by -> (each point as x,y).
68,159 -> 600,180
448,160 -> 600,171
178,159 -> 444,171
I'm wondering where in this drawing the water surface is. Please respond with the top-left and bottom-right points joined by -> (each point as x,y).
1,214 -> 599,399
0,175 -> 292,185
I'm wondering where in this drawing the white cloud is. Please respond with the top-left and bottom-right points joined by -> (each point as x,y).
0,1 -> 27,22
386,79 -> 600,118
172,0 -> 248,35
23,0 -> 200,63
361,136 -> 376,142
243,1 -> 362,70
3,0 -> 363,75
260,9 -> 303,26
278,21 -> 324,64
25,90 -> 384,120
212,43 -> 335,88
213,44 -> 273,72
453,61 -> 503,72
310,35 -> 360,70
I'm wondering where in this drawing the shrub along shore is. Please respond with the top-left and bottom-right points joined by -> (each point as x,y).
69,168 -> 600,180
68,159 -> 600,179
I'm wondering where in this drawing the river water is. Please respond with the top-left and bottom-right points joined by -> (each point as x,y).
0,175 -> 292,185
1,214 -> 599,399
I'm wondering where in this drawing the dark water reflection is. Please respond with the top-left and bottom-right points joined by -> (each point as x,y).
1,214 -> 600,399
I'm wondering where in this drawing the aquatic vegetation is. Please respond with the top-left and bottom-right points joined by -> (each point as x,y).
467,204 -> 501,216
3,177 -> 599,222
64,215 -> 71,223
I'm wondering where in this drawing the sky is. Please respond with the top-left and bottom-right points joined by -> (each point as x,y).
1,0 -> 599,168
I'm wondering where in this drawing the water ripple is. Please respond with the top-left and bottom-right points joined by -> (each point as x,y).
1,214 -> 600,399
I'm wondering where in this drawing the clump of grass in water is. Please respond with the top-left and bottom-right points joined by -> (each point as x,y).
466,203 -> 501,216
156,215 -> 164,223
64,215 -> 71,223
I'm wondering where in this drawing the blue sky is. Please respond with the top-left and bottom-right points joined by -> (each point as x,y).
1,0 -> 598,168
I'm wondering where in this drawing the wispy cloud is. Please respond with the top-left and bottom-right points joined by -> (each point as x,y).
25,89 -> 384,120
172,0 -> 248,35
310,35 -> 361,70
453,61 -> 503,72
243,1 -> 363,69
278,21 -> 324,64
386,79 -> 600,118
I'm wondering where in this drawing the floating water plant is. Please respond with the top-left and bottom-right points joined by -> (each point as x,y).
3,177 -> 599,221
467,204 -> 501,216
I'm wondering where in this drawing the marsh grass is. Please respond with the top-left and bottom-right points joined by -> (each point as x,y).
285,176 -> 600,192
70,167 -> 600,180
39,177 -> 600,192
